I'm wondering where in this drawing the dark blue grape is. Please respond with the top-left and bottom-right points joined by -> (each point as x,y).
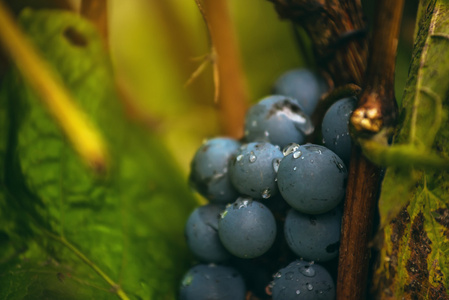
273,69 -> 328,116
271,260 -> 335,300
284,208 -> 342,262
229,142 -> 283,199
277,144 -> 347,214
180,264 -> 246,300
189,137 -> 241,204
185,204 -> 231,263
244,96 -> 314,149
321,97 -> 356,166
218,198 -> 277,258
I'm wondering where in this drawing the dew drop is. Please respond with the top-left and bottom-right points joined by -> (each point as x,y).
299,265 -> 316,277
211,172 -> 225,182
249,151 -> 257,163
272,158 -> 281,173
261,188 -> 271,199
285,271 -> 294,280
296,289 -> 301,295
236,154 -> 243,162
337,162 -> 345,170
234,197 -> 251,209
307,283 -> 313,291
283,143 -> 300,156
293,167 -> 297,171
293,151 -> 302,159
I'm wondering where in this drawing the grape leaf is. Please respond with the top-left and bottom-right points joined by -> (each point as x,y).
373,0 -> 449,298
0,8 -> 196,300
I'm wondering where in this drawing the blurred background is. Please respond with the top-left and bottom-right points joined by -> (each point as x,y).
1,0 -> 417,178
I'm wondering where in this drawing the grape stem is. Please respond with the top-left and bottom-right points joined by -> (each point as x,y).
199,0 -> 249,138
337,1 -> 404,300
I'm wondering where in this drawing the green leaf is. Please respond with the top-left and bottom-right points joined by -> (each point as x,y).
0,8 -> 196,300
373,0 -> 449,298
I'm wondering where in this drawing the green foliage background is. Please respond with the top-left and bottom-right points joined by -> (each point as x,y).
0,1 -> 304,299
1,0 -> 447,299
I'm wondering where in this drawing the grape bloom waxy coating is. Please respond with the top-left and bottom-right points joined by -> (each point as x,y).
218,198 -> 276,259
244,95 -> 314,149
179,264 -> 246,300
271,260 -> 335,300
189,137 -> 240,203
184,204 -> 230,263
284,208 -> 342,262
321,97 -> 356,166
277,144 -> 347,214
229,142 -> 283,199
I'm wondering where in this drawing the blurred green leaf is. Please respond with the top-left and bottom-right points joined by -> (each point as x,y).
0,8 -> 196,300
373,0 -> 449,297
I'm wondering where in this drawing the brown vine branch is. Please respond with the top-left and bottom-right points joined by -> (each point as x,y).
268,0 -> 368,86
268,0 -> 405,299
337,1 -> 404,299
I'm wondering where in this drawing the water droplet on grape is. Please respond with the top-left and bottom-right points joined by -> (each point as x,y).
283,143 -> 300,156
299,265 -> 316,277
307,283 -> 313,291
272,158 -> 281,173
293,166 -> 297,171
249,152 -> 257,163
293,151 -> 302,159
264,130 -> 270,137
261,188 -> 271,199
274,272 -> 282,279
236,154 -> 243,162
234,198 -> 251,209
252,120 -> 257,127
285,271 -> 294,280
296,289 -> 301,295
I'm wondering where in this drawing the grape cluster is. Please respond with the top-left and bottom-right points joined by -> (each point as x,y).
180,68 -> 356,300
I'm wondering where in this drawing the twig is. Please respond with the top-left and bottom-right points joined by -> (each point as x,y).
337,1 -> 404,299
201,0 -> 249,138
